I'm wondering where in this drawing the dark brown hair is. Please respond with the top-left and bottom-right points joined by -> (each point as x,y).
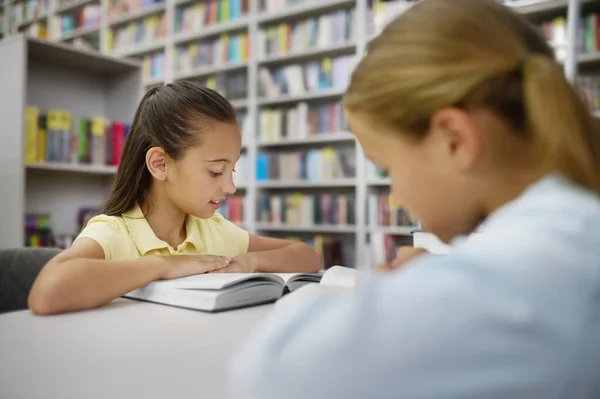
344,0 -> 600,192
103,81 -> 237,216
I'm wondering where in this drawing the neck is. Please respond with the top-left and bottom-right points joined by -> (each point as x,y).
141,185 -> 187,249
481,167 -> 546,219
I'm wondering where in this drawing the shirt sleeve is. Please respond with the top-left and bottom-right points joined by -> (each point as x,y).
212,213 -> 250,255
227,254 -> 566,399
74,215 -> 124,260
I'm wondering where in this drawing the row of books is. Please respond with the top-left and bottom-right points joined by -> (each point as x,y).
257,193 -> 356,227
108,13 -> 166,53
367,0 -> 412,40
20,22 -> 49,38
217,195 -> 245,225
56,4 -> 101,36
142,51 -> 165,82
367,162 -> 388,181
108,0 -> 162,21
256,147 -> 355,181
10,0 -> 49,28
369,233 -> 413,265
259,101 -> 347,143
25,214 -> 55,248
258,55 -> 352,98
196,71 -> 248,101
175,32 -> 249,74
259,8 -> 354,58
24,106 -> 131,166
368,194 -> 417,228
175,0 -> 249,34
577,75 -> 600,113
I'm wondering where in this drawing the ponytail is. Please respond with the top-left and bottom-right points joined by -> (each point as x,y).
523,55 -> 600,193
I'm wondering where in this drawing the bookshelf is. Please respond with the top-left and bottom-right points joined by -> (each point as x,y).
0,35 -> 141,249
0,0 -> 595,267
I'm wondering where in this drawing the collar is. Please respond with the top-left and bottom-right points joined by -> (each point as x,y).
122,204 -> 204,255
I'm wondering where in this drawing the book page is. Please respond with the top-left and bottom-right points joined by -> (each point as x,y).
320,266 -> 361,288
154,273 -> 283,290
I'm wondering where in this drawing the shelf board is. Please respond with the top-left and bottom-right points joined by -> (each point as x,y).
367,178 -> 391,186
56,0 -> 96,14
256,223 -> 356,233
17,13 -> 48,28
258,132 -> 355,147
14,35 -> 139,74
230,98 -> 248,108
578,52 -> 600,67
59,24 -> 100,41
506,0 -> 597,17
143,76 -> 164,87
257,178 -> 356,188
258,88 -> 345,106
173,17 -> 249,45
258,0 -> 355,24
369,226 -> 413,236
25,163 -> 118,175
174,62 -> 248,80
258,41 -> 356,66
112,39 -> 166,58
109,3 -> 166,27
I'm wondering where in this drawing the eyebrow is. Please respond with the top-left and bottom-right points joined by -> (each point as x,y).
206,159 -> 231,163
205,155 -> 242,163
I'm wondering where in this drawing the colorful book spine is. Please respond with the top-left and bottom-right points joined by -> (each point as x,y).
255,147 -> 355,182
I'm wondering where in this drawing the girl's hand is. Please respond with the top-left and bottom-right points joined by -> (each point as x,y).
376,247 -> 428,272
210,252 -> 258,273
160,254 -> 231,279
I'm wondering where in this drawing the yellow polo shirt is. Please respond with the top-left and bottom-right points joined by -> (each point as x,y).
75,205 -> 249,260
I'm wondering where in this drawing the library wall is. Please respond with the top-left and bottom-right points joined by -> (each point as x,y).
1,0 -> 597,268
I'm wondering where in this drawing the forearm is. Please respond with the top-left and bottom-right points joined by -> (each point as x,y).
254,242 -> 322,273
28,256 -> 168,315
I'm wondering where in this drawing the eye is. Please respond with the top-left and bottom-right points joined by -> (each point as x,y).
210,171 -> 223,177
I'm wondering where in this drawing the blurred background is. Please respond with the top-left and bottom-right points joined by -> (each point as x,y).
0,0 -> 596,269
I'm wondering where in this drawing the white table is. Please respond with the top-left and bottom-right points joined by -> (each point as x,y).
0,298 -> 274,399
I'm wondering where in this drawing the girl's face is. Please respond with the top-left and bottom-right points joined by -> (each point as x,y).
166,121 -> 242,219
348,111 -> 486,243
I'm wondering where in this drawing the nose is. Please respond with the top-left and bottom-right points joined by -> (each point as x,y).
222,173 -> 237,195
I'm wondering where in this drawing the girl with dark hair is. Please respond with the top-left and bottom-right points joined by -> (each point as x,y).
29,81 -> 321,315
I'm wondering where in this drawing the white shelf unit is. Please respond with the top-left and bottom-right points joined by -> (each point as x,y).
0,35 -> 141,249
0,0 -> 595,266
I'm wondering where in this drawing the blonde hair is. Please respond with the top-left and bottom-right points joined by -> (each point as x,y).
344,0 -> 600,192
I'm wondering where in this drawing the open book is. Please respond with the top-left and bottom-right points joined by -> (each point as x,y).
123,266 -> 359,312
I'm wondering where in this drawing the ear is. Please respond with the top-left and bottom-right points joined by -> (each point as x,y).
428,107 -> 480,170
146,147 -> 168,181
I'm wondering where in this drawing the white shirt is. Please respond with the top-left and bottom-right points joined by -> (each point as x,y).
228,174 -> 600,399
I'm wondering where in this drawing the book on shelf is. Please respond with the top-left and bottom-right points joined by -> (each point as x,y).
50,3 -> 101,39
175,0 -> 249,34
108,0 -> 164,21
123,265 -> 358,312
189,71 -> 247,101
368,0 -> 413,39
142,51 -> 165,82
175,31 -> 249,74
368,193 -> 417,229
258,54 -> 352,98
369,232 -> 413,265
577,75 -> 600,114
259,8 -> 354,58
10,0 -> 49,28
257,192 -> 355,226
24,105 -> 130,167
108,13 -> 167,52
256,147 -> 356,182
259,100 -> 347,142
218,194 -> 245,224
